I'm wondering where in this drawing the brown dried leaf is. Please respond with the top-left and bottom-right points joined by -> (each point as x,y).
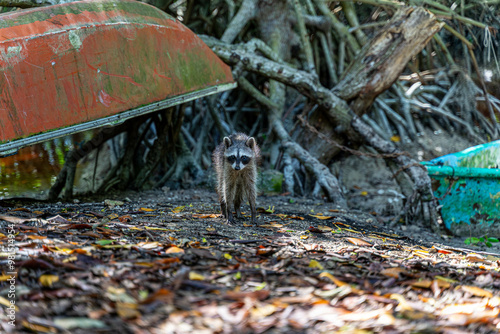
0,214 -> 33,224
63,223 -> 92,230
192,213 -> 218,218
116,302 -> 140,319
410,279 -> 450,289
338,308 -> 395,324
27,235 -> 47,240
390,293 -> 413,311
380,267 -> 407,279
224,289 -> 270,301
140,288 -> 173,305
465,253 -> 490,264
346,237 -> 372,246
118,215 -> 133,222
140,207 -> 155,212
165,246 -> 184,254
12,207 -> 31,212
460,285 -> 493,298
310,214 -> 333,220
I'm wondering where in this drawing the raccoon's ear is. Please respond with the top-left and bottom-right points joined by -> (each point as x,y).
223,137 -> 232,148
246,137 -> 256,149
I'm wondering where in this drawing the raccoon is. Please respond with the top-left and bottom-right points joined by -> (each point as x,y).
213,133 -> 260,223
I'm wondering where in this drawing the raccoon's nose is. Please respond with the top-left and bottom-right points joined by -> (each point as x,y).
234,165 -> 241,170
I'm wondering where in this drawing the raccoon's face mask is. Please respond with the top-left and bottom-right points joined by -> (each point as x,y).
227,154 -> 251,171
223,136 -> 255,171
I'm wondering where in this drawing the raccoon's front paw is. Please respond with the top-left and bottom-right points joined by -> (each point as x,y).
227,212 -> 235,224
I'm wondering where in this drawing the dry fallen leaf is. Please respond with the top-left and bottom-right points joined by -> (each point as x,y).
390,293 -> 413,311
140,288 -> 173,305
171,206 -> 185,213
346,237 -> 372,246
39,274 -> 59,287
390,135 -> 401,142
309,259 -> 324,270
409,279 -> 450,289
0,296 -> 18,310
250,303 -> 277,319
224,289 -> 270,301
439,302 -> 488,316
116,302 -> 140,319
0,274 -> 15,282
192,213 -> 218,218
487,296 -> 500,308
27,235 -> 47,240
12,207 -> 31,212
310,214 -> 334,220
380,267 -> 407,279
137,241 -> 160,249
338,308 -> 395,324
118,215 -> 133,222
189,272 -> 205,280
465,253 -> 490,264
460,285 -> 493,298
165,246 -> 184,254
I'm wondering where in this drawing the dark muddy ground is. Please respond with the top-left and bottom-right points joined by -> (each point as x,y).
1,188 -> 500,333
105,187 -> 500,254
6,186 -> 500,254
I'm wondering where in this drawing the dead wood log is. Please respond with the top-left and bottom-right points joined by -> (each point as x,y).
291,7 -> 444,164
333,7 -> 444,114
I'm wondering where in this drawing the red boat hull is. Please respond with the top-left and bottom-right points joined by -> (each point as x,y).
0,0 -> 234,155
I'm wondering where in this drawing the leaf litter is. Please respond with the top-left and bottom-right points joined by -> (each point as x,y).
0,188 -> 499,333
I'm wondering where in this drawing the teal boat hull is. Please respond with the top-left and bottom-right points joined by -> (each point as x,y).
424,140 -> 500,236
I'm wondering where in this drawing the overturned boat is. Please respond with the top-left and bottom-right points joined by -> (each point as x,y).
0,0 -> 235,157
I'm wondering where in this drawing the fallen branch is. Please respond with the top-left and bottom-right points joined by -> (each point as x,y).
201,35 -> 353,131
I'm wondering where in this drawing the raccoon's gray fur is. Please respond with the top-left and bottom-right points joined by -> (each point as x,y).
212,133 -> 260,223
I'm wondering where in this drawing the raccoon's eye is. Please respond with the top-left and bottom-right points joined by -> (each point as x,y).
241,156 -> 250,164
227,155 -> 236,163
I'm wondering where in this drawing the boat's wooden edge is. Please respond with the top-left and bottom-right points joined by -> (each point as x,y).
0,82 -> 237,157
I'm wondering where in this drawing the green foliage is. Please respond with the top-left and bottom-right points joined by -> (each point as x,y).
265,206 -> 275,213
464,235 -> 500,248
